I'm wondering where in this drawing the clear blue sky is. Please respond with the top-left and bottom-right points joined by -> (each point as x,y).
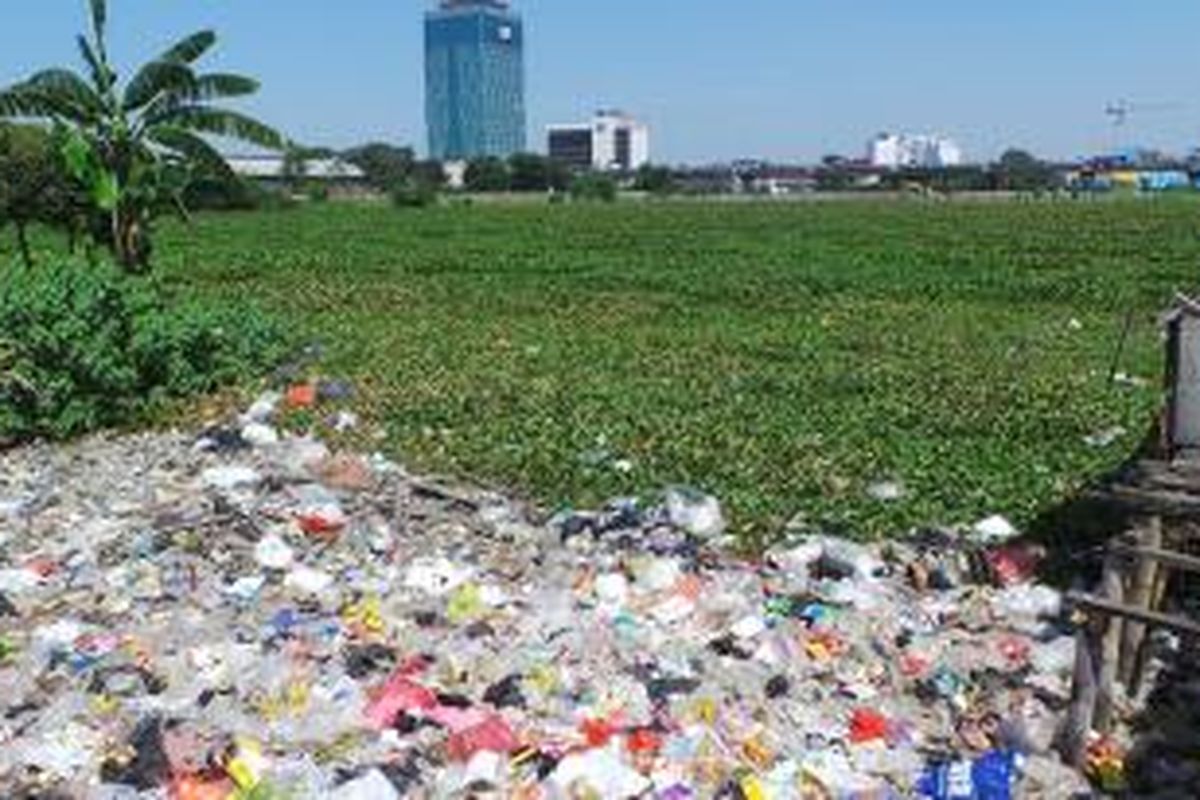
2,0 -> 1198,164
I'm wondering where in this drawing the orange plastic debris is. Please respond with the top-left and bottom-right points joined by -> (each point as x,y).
286,383 -> 317,409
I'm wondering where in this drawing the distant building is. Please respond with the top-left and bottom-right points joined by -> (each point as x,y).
548,110 -> 650,171
425,0 -> 526,161
868,133 -> 963,169
227,155 -> 368,197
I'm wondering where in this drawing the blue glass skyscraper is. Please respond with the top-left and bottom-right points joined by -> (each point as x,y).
425,0 -> 526,161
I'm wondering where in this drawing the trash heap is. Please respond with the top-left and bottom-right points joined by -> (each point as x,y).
0,387 -> 1157,799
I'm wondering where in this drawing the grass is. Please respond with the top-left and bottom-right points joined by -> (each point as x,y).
17,197 -> 1200,542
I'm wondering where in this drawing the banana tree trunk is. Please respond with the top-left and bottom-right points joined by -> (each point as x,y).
15,222 -> 33,269
112,205 -> 148,273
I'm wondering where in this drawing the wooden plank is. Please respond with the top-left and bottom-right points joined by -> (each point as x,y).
1086,484 -> 1200,516
1119,518 -> 1162,686
1066,591 -> 1200,638
1109,542 -> 1200,576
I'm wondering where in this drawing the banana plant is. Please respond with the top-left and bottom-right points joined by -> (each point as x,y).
0,0 -> 285,271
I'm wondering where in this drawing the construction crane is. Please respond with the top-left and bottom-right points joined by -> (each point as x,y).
1105,100 -> 1181,127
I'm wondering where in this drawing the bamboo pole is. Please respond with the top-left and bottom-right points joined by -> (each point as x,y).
1119,518 -> 1163,686
1093,552 -> 1126,733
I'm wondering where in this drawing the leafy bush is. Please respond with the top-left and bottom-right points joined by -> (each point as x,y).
0,258 -> 290,441
569,172 -> 618,203
391,179 -> 439,209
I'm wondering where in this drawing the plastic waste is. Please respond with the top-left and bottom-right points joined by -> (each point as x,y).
867,480 -> 906,502
241,422 -> 280,448
255,533 -> 296,570
917,750 -> 1020,800
445,714 -> 519,762
200,465 -> 262,492
665,487 -> 726,539
330,768 -> 400,800
972,515 -> 1018,542
550,744 -> 652,797
992,584 -> 1061,621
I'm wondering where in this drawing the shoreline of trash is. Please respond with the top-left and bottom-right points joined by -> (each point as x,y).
0,386 -> 1192,798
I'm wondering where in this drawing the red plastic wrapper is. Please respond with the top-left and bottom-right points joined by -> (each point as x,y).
626,728 -> 663,755
286,383 -> 317,409
445,714 -> 519,762
985,544 -> 1043,587
365,672 -> 438,729
848,707 -> 890,744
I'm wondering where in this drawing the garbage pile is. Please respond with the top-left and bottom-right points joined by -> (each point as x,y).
0,387 -> 1169,798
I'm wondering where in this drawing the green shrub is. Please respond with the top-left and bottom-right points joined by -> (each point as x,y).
569,172 -> 618,203
306,182 -> 331,204
0,258 -> 290,441
390,180 -> 439,209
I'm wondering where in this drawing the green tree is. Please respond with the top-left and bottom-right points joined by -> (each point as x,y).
0,124 -> 83,266
464,157 -> 511,192
0,0 -> 284,272
569,171 -> 618,203
508,152 -> 558,192
343,142 -> 415,191
412,160 -> 448,190
633,163 -> 675,195
995,149 -> 1055,192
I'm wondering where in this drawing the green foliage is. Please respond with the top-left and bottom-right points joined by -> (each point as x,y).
0,0 -> 283,271
569,172 -> 618,202
464,157 -> 511,193
140,199 -> 1197,540
995,149 -> 1058,192
0,256 -> 288,441
306,182 -> 330,204
633,164 -> 676,195
0,124 -> 86,265
183,174 -> 270,212
342,143 -> 415,191
508,152 -> 570,192
413,160 -> 448,190
390,180 -> 438,209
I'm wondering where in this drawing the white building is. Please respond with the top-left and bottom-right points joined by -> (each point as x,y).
547,110 -> 650,171
868,133 -> 963,169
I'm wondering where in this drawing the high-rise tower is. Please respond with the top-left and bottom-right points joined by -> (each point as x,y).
425,0 -> 526,160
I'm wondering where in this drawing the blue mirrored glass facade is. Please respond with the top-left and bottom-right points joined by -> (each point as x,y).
425,2 -> 526,160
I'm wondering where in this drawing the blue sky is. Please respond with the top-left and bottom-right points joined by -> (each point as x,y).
2,1 -> 1198,164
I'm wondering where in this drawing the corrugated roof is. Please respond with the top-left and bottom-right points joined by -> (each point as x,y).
226,156 -> 366,180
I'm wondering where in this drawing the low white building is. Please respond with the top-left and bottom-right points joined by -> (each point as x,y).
868,133 -> 963,169
547,110 -> 650,171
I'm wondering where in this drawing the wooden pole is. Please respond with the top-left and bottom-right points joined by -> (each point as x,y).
1118,517 -> 1163,686
1094,552 -> 1126,733
1130,560 -> 1170,698
1060,625 -> 1099,768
